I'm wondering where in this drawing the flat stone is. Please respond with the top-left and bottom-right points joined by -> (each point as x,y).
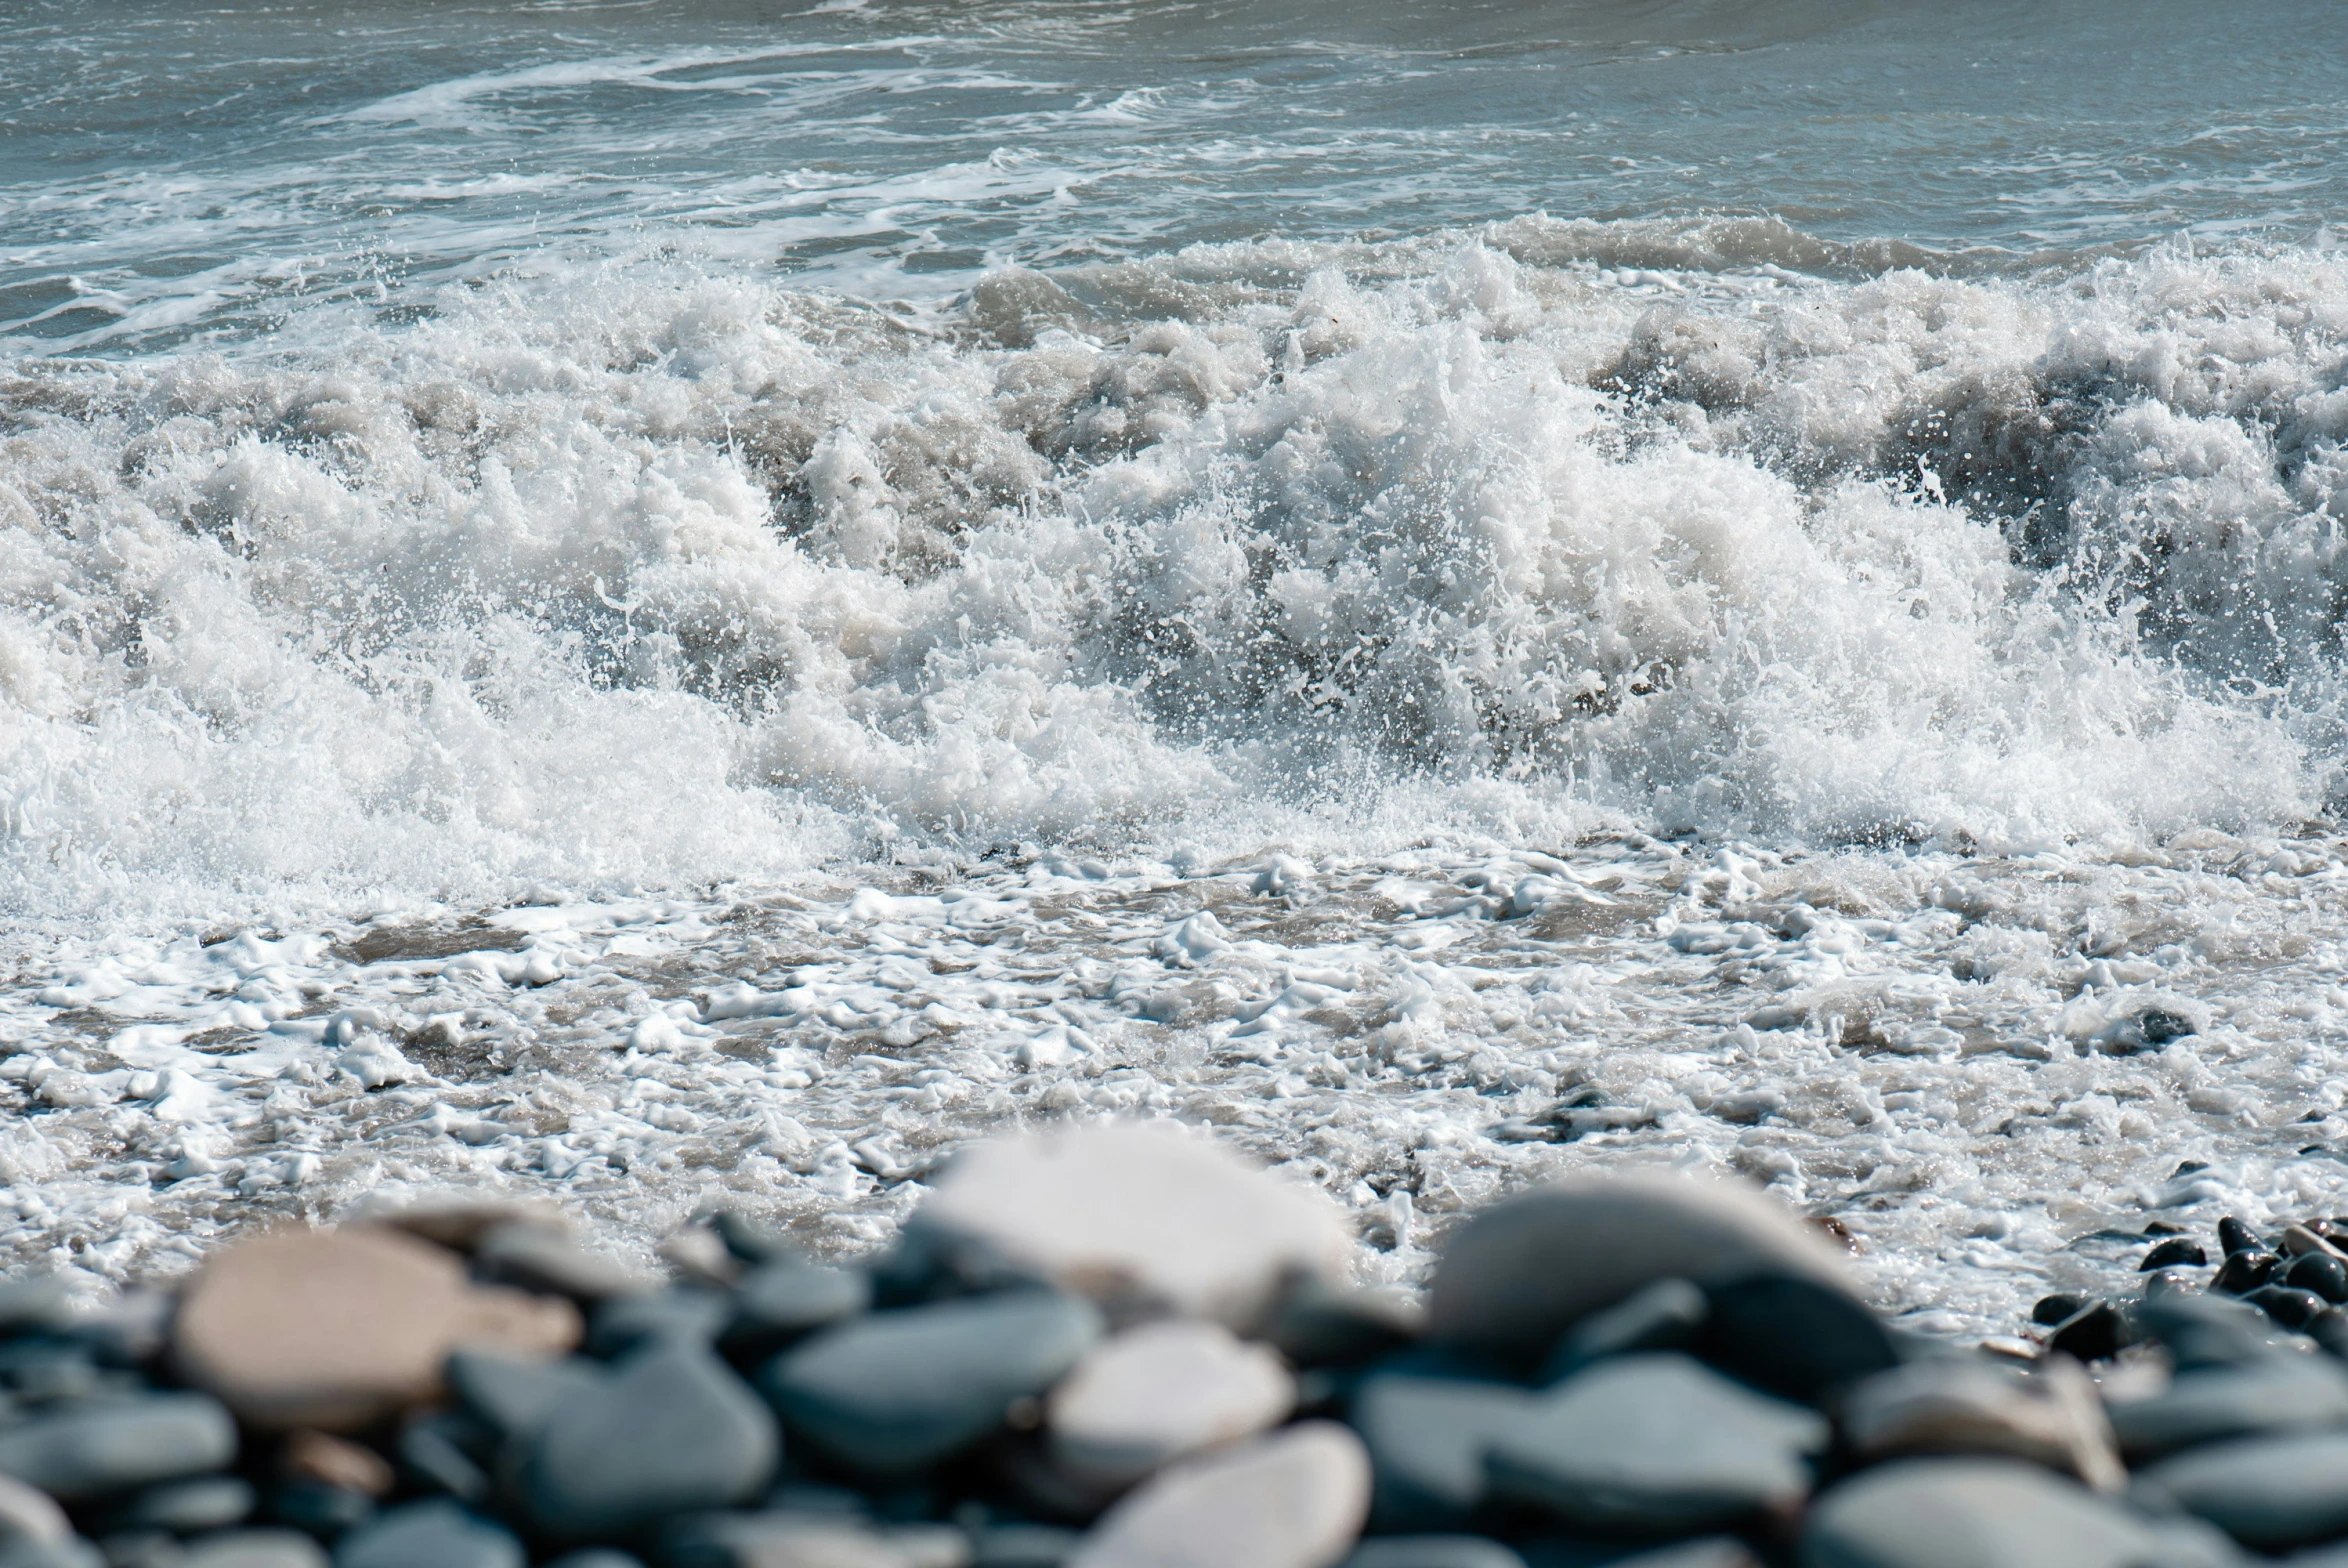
1426,1173 -> 1854,1368
445,1349 -> 602,1442
0,1393 -> 237,1501
2132,1430 -> 2348,1552
721,1260 -> 873,1359
334,1502 -> 525,1568
357,1197 -> 570,1255
1336,1538 -> 1528,1568
95,1476 -> 256,1534
2107,1358 -> 2348,1460
181,1530 -> 330,1568
0,1540 -> 104,1568
588,1289 -> 733,1357
908,1123 -> 1349,1329
471,1222 -> 654,1303
1269,1281 -> 1422,1370
2131,1293 -> 2289,1371
516,1340 -> 777,1538
1067,1421 -> 1371,1568
1538,1278 -> 1707,1383
1697,1272 -> 1900,1402
1349,1375 -> 1535,1532
173,1227 -> 579,1430
764,1291 -> 1102,1476
972,1524 -> 1084,1568
1840,1357 -> 2123,1490
1483,1353 -> 1826,1532
659,1513 -> 959,1568
1048,1320 -> 1294,1490
1800,1458 -> 2240,1568
0,1475 -> 69,1545
281,1432 -> 396,1499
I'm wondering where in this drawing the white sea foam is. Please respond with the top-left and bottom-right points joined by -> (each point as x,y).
11,227 -> 2348,1330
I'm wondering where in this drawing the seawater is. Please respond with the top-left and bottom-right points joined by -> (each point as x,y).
7,0 -> 2348,1332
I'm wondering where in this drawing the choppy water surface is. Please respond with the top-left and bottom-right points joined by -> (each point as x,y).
7,0 -> 2348,1332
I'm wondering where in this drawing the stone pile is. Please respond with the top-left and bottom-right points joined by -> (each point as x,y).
2,1122 -> 2342,1568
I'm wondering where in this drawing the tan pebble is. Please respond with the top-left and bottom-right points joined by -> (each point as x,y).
281,1430 -> 396,1497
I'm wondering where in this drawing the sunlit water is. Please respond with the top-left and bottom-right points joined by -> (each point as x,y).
7,0 -> 2348,1333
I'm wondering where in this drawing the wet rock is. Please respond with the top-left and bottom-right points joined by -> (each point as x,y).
173,1227 -> 578,1431
542,1554 -> 645,1568
334,1501 -> 524,1568
1537,1279 -> 1706,1384
587,1289 -> 732,1358
1799,1457 -> 2238,1568
1269,1281 -> 1421,1370
1047,1319 -> 1294,1491
2285,1251 -> 2348,1304
2141,1239 -> 2208,1272
1066,1422 -> 1370,1568
1484,1353 -> 1826,1532
2213,1250 -> 2279,1295
908,1123 -> 1350,1329
2246,1284 -> 2328,1329
0,1393 -> 237,1501
1351,1373 -> 1533,1532
1839,1356 -> 2122,1490
720,1260 -> 872,1360
181,1530 -> 329,1568
267,1480 -> 376,1538
515,1340 -> 777,1538
94,1476 -> 256,1534
1426,1173 -> 1853,1368
2103,1352 -> 2348,1464
2044,1299 -> 2130,1362
472,1222 -> 653,1304
2132,1430 -> 2348,1552
763,1291 -> 1102,1476
1336,1538 -> 1527,1568
2131,1292 -> 2282,1370
2029,1295 -> 2085,1327
2218,1218 -> 2260,1257
1697,1272 -> 1900,1402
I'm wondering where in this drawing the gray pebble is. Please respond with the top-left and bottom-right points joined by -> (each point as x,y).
516,1339 -> 777,1537
763,1291 -> 1101,1475
180,1529 -> 330,1568
445,1349 -> 601,1443
1337,1536 -> 1528,1568
2108,1359 -> 2348,1461
1484,1354 -> 1826,1533
96,1476 -> 255,1535
721,1260 -> 872,1359
1803,1457 -> 2239,1568
2132,1430 -> 2348,1553
0,1393 -> 237,1501
1350,1375 -> 1534,1532
334,1502 -> 524,1568
587,1290 -> 732,1358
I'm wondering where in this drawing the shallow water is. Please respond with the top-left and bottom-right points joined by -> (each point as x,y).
7,0 -> 2348,1333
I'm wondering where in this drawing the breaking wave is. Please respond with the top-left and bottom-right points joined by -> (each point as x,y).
6,218 -> 2348,914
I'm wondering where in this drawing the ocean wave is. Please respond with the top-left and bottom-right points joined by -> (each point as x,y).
4,224 -> 2345,914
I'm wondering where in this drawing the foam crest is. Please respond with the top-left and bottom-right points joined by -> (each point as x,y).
5,234 -> 2347,915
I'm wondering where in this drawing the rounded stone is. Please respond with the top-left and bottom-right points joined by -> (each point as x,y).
2286,1251 -> 2348,1304
2140,1238 -> 2208,1272
1337,1540 -> 1527,1568
333,1501 -> 524,1568
0,1474 -> 69,1544
1839,1357 -> 2122,1491
1349,1374 -> 1535,1533
720,1260 -> 872,1359
1048,1320 -> 1293,1490
2109,1359 -> 2348,1462
764,1290 -> 1103,1476
1483,1353 -> 1827,1533
96,1476 -> 256,1534
2213,1250 -> 2279,1296
910,1122 -> 1350,1329
2218,1217 -> 2259,1257
0,1393 -> 237,1501
1800,1458 -> 2237,1568
2246,1283 -> 2327,1329
1067,1421 -> 1372,1568
2131,1430 -> 2348,1552
516,1340 -> 777,1539
173,1227 -> 578,1431
181,1530 -> 330,1568
1425,1172 -> 1854,1366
